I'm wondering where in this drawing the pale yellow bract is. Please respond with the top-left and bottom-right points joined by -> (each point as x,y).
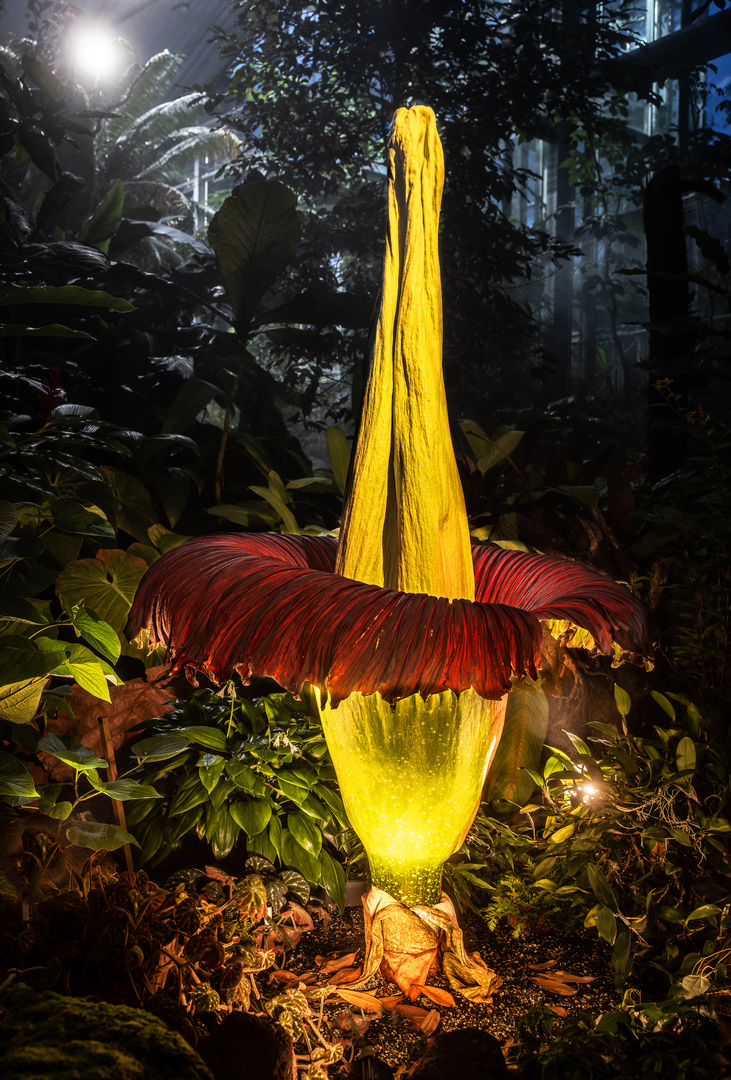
335,106 -> 475,603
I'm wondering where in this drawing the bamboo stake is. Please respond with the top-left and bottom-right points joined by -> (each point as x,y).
98,715 -> 134,873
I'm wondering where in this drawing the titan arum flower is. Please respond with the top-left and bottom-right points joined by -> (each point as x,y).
127,107 -> 653,1000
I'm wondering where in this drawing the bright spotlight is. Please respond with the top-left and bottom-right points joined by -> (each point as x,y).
582,783 -> 598,802
71,26 -> 123,83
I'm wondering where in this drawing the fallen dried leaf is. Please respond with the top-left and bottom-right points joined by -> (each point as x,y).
377,995 -> 404,1010
417,1009 -> 441,1036
548,1005 -> 568,1016
553,971 -> 596,984
413,984 -> 456,1008
336,988 -> 384,1012
317,951 -> 359,974
527,959 -> 558,971
529,976 -> 578,997
327,966 -> 363,986
269,970 -> 302,986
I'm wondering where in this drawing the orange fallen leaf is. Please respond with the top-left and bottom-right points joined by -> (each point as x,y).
548,1005 -> 568,1016
527,959 -> 558,971
269,970 -> 302,986
529,976 -> 578,997
413,984 -> 456,1008
336,988 -> 384,1012
327,966 -> 363,986
317,951 -> 359,974
553,971 -> 596,984
416,1009 -> 441,1036
377,995 -> 404,1010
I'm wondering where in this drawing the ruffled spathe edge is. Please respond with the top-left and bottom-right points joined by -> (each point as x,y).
126,533 -> 654,707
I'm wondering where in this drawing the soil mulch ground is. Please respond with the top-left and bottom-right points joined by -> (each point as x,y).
284,904 -> 620,1073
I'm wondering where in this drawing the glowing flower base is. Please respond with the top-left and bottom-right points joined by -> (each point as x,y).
318,689 -> 506,907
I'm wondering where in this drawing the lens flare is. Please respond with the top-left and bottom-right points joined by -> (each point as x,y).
71,26 -> 123,82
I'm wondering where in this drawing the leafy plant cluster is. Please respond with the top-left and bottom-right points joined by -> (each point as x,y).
510,1001 -> 731,1079
0,843 -> 391,1079
472,685 -> 731,1004
126,688 -> 349,909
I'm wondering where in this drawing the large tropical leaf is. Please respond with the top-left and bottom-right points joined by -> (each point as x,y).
208,181 -> 301,328
95,51 -> 185,158
56,549 -> 148,632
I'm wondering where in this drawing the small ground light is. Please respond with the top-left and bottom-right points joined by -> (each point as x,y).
582,783 -> 598,802
70,26 -> 123,83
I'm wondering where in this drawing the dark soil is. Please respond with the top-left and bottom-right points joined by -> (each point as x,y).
285,904 -> 620,1073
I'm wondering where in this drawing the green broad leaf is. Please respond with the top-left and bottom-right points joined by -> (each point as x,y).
268,812 -> 283,859
226,760 -> 258,791
37,733 -> 108,771
287,811 -> 322,857
552,485 -> 600,506
476,428 -> 524,475
0,323 -> 94,339
230,798 -> 273,838
326,427 -> 351,494
0,751 -> 39,799
280,868 -> 309,906
684,224 -> 730,276
206,502 -> 280,529
87,777 -> 162,801
278,777 -> 308,805
66,821 -> 141,852
0,676 -> 47,724
610,926 -> 632,987
100,468 -> 163,544
132,734 -> 190,761
314,784 -> 350,829
485,675 -> 547,805
676,736 -> 696,773
318,848 -> 346,912
0,501 -> 18,541
281,827 -> 320,884
209,806 -> 238,861
209,180 -> 301,327
250,471 -> 299,534
0,283 -> 133,312
298,792 -> 330,823
36,783 -> 72,819
547,822 -> 575,844
650,691 -> 676,721
246,827 -> 278,864
169,780 -> 209,817
686,904 -> 722,922
199,757 -> 226,793
52,644 -> 113,703
21,55 -> 65,101
587,862 -> 618,908
564,730 -> 592,757
55,548 -> 148,632
79,181 -> 124,252
175,726 -> 228,752
65,603 -> 121,664
50,499 -> 116,539
0,535 -> 45,563
163,378 -> 228,437
613,684 -> 631,718
595,905 -> 617,944
681,974 -> 711,998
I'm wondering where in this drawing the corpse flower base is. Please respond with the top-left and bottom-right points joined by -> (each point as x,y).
316,687 -> 506,907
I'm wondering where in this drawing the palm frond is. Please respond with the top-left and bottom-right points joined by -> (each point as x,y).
135,128 -> 238,183
96,51 -> 185,157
